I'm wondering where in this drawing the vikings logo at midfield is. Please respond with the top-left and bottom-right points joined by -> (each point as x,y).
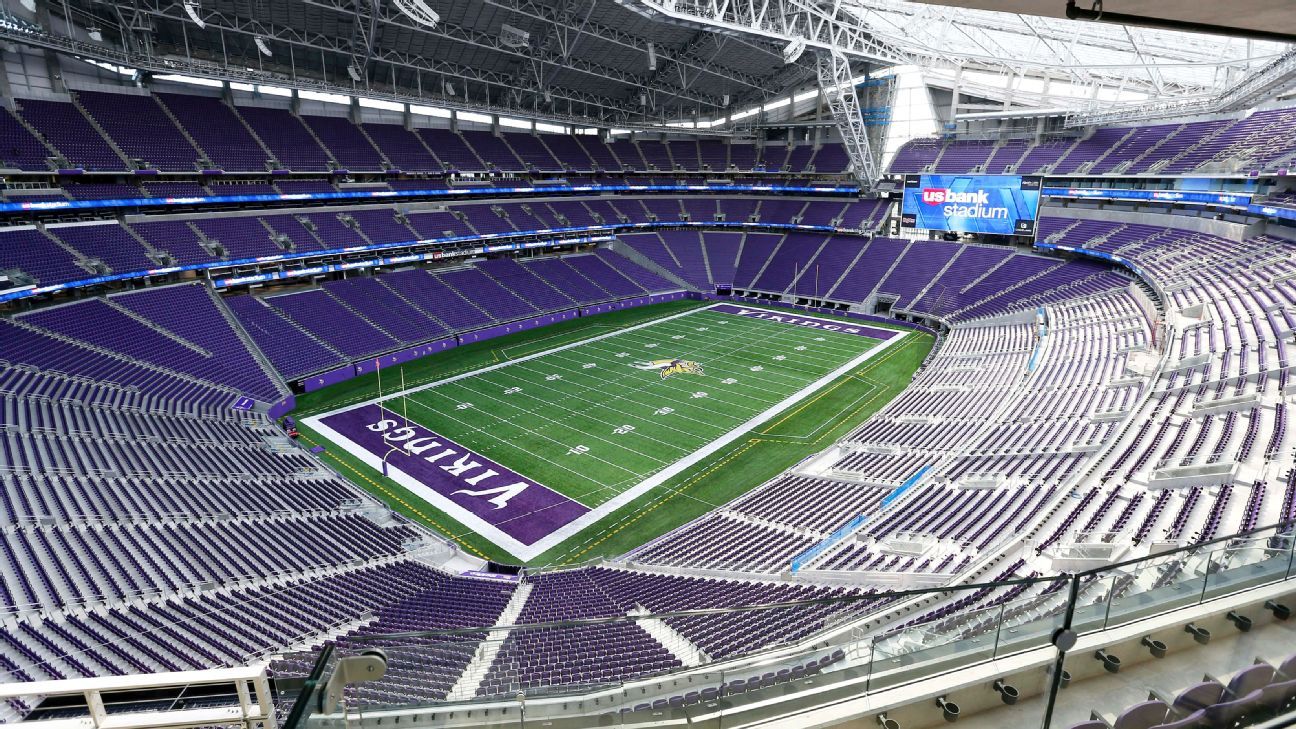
632,358 -> 705,379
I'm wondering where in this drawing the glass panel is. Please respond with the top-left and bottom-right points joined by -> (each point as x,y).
1203,528 -> 1293,600
866,600 -> 1003,691
1102,550 -> 1202,628
1070,575 -> 1114,634
994,580 -> 1070,657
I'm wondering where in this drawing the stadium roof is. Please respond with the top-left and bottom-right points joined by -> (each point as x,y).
4,0 -> 1292,130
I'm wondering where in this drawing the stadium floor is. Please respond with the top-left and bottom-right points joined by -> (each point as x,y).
296,301 -> 934,564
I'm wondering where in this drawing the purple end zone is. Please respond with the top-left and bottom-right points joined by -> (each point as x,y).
709,303 -> 901,340
320,404 -> 590,545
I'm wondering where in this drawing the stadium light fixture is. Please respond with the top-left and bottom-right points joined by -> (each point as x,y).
782,38 -> 806,65
254,37 -> 272,57
86,26 -> 103,42
392,0 -> 439,29
647,42 -> 657,71
18,0 -> 35,12
347,63 -> 363,82
183,1 -> 206,29
500,23 -> 530,49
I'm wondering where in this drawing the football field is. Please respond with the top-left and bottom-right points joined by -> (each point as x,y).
306,303 -> 907,560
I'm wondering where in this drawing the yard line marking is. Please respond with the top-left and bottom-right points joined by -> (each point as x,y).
474,361 -> 743,431
309,304 -> 709,417
540,348 -> 787,412
405,385 -> 669,475
558,439 -> 760,564
425,375 -> 693,457
515,330 -> 908,559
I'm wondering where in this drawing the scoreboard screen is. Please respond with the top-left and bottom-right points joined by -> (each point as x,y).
901,174 -> 1042,236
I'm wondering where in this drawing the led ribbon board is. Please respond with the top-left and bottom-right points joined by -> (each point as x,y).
901,174 -> 1042,235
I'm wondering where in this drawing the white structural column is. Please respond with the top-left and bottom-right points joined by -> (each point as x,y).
817,49 -> 880,188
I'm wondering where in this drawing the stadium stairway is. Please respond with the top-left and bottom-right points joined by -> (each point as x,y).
446,581 -> 535,701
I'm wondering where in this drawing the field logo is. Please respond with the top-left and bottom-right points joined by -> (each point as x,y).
632,358 -> 704,379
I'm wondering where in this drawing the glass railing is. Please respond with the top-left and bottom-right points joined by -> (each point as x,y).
278,519 -> 1296,728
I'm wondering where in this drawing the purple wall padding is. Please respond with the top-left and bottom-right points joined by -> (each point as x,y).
457,310 -> 579,344
267,394 -> 296,419
354,338 -> 457,375
303,365 -> 357,392
581,291 -> 689,316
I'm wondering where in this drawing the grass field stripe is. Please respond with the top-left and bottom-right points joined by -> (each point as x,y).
500,347 -> 758,421
520,319 -> 824,415
609,313 -> 832,354
644,312 -> 880,358
474,343 -> 762,430
417,379 -> 684,476
537,347 -> 788,413
803,384 -> 882,443
638,320 -> 876,382
402,386 -> 663,478
309,303 -> 710,419
465,368 -> 719,449
397,391 -> 618,488
468,363 -> 743,434
561,439 -> 761,564
420,375 -> 693,459
638,317 -> 875,364
759,376 -> 854,434
500,358 -> 751,430
567,338 -> 815,399
412,381 -> 682,473
572,325 -> 840,396
514,329 -> 909,560
598,328 -> 840,390
836,338 -> 935,436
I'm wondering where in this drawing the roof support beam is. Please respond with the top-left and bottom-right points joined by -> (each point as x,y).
11,5 -> 728,131
817,49 -> 878,188
297,0 -> 730,112
479,0 -> 770,92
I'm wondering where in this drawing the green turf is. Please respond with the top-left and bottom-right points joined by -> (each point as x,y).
373,308 -> 879,507
293,301 -> 933,566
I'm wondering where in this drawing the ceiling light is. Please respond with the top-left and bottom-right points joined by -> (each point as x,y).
500,23 -> 530,49
647,42 -> 657,71
347,63 -> 363,82
392,0 -> 439,29
255,37 -> 272,57
86,26 -> 103,42
782,38 -> 806,64
183,1 -> 206,29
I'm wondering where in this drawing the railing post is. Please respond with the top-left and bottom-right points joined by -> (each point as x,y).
991,601 -> 1006,658
1041,573 -> 1080,729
